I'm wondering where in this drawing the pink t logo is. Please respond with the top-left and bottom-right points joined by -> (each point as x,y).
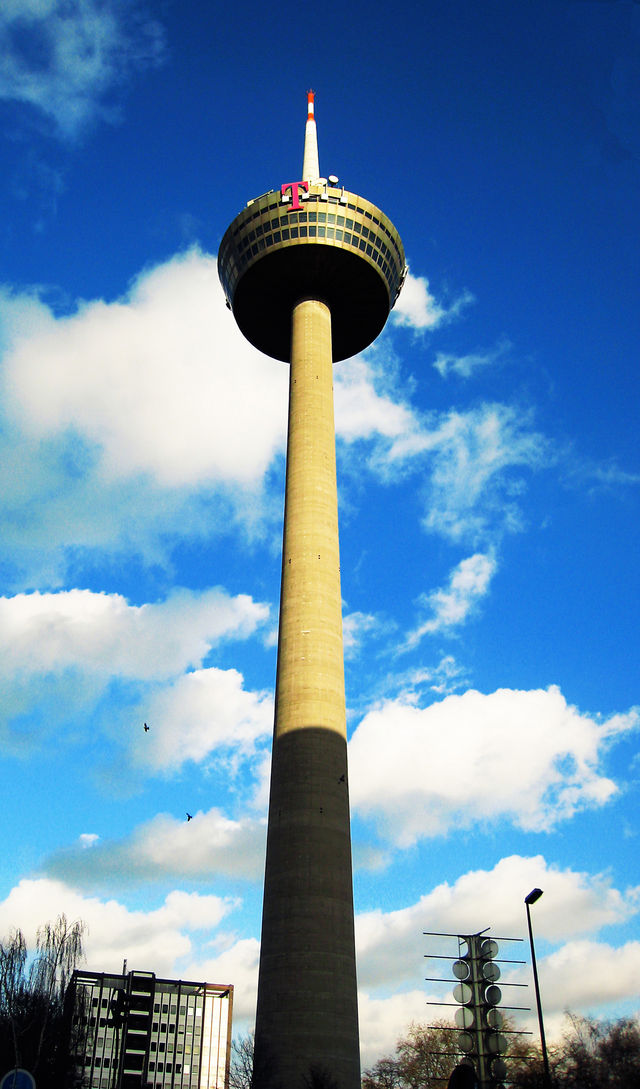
281,180 -> 309,211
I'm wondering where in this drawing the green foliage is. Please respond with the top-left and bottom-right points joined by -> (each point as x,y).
0,915 -> 85,1088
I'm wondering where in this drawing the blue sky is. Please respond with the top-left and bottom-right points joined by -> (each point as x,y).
1,0 -> 639,1066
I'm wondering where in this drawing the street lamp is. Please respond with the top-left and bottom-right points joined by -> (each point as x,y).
525,888 -> 552,1088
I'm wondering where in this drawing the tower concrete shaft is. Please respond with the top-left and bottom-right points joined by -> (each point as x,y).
252,298 -> 359,1089
217,92 -> 405,1089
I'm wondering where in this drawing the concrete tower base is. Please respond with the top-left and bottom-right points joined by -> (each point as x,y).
252,299 -> 360,1089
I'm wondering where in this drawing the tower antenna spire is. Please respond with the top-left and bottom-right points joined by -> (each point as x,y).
302,88 -> 320,182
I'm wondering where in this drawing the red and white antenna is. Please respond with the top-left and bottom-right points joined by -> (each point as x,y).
302,89 -> 320,183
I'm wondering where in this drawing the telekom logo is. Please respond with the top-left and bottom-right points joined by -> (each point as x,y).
281,181 -> 308,211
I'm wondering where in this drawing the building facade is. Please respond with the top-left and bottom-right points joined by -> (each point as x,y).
67,969 -> 233,1089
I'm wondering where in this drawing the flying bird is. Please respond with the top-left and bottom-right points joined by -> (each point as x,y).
186,813 -> 193,822
143,723 -> 150,732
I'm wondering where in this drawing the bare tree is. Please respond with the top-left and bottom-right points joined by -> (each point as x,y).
502,1012 -> 640,1088
363,1018 -> 539,1089
362,1056 -> 403,1089
0,914 -> 85,1086
229,1033 -> 255,1089
0,928 -> 28,1069
396,1022 -> 457,1088
362,1021 -> 466,1089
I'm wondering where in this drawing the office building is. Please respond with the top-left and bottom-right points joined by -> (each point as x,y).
67,969 -> 232,1089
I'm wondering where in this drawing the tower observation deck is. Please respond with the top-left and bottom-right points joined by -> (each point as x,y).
218,93 -> 406,1089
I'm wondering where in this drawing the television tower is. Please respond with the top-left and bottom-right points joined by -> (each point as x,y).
218,92 -> 405,1089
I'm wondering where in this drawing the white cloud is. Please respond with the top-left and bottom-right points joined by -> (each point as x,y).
0,586 -> 268,680
354,855 -> 640,1063
539,939 -> 640,1017
135,667 -> 273,772
0,259 -> 547,589
349,687 -> 639,844
355,853 -> 640,995
391,271 -> 473,331
358,991 -> 428,1067
0,878 -> 234,980
4,252 -> 288,487
0,421 -> 277,592
46,808 -> 266,886
388,656 -> 468,700
0,587 -> 272,757
387,403 -> 548,544
334,357 -> 415,442
564,457 -> 640,492
0,0 -> 165,138
183,938 -> 261,1027
0,875 -> 257,1026
0,287 -> 53,354
332,353 -> 548,551
433,338 -> 511,379
405,552 -> 496,646
3,856 -> 638,1063
0,257 -> 289,588
342,610 -> 394,659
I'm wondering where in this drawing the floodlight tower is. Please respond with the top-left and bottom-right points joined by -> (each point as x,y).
218,92 -> 406,1089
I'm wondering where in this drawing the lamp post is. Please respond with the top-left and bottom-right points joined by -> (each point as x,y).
525,888 -> 552,1088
